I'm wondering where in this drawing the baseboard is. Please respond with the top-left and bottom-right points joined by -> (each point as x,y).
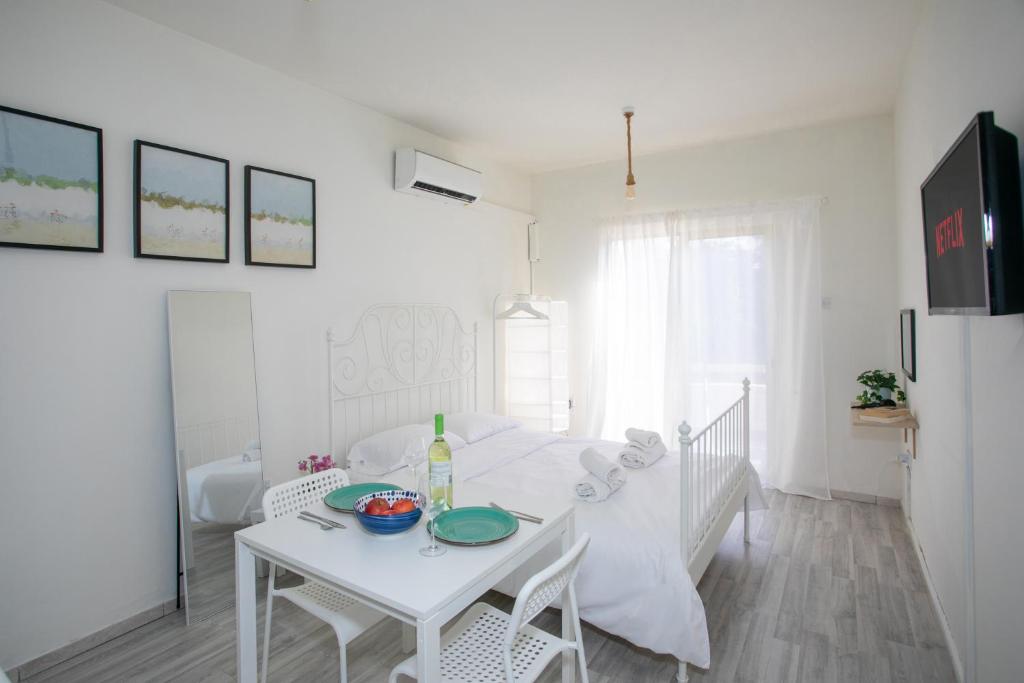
11,598 -> 179,681
904,514 -> 965,683
831,488 -> 900,506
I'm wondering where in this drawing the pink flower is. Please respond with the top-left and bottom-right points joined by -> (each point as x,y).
298,460 -> 308,472
309,454 -> 320,461
321,454 -> 335,467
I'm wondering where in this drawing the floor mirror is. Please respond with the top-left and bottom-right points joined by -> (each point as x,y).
168,290 -> 265,623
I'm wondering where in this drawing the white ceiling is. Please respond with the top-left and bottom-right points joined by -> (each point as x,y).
104,0 -> 921,173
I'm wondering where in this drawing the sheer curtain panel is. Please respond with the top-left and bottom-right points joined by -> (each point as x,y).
589,199 -> 830,499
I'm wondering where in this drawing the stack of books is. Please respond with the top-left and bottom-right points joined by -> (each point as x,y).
856,407 -> 911,424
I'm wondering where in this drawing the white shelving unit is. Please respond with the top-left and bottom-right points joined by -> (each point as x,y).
494,297 -> 569,433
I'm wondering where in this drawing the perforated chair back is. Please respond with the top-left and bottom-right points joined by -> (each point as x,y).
504,533 -> 590,648
262,468 -> 349,520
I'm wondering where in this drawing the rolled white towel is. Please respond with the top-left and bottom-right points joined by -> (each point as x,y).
575,474 -> 616,502
579,447 -> 626,487
241,439 -> 262,462
625,428 -> 663,449
618,440 -> 667,468
575,448 -> 626,502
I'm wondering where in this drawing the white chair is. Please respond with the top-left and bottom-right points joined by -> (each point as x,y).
389,533 -> 592,683
260,469 -> 386,683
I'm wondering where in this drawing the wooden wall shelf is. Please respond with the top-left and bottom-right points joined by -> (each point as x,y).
850,406 -> 918,458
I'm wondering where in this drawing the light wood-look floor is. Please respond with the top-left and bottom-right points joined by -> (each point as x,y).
185,524 -> 244,622
21,491 -> 955,682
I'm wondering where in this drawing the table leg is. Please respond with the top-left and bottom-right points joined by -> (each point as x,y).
401,622 -> 416,653
235,539 -> 258,683
561,516 -> 576,683
416,616 -> 443,682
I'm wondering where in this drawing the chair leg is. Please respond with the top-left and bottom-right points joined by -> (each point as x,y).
568,586 -> 589,683
260,565 -> 276,683
676,660 -> 689,682
576,646 -> 589,683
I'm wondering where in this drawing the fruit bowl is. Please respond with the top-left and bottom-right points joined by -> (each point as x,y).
352,490 -> 423,535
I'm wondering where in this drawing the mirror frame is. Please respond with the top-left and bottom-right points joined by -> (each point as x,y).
167,290 -> 262,624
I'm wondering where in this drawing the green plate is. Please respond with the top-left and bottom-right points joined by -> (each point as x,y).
427,507 -> 519,546
324,483 -> 401,513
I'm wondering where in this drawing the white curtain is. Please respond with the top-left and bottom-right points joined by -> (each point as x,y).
588,198 -> 830,499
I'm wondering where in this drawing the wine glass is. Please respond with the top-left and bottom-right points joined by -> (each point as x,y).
402,437 -> 429,490
417,471 -> 447,557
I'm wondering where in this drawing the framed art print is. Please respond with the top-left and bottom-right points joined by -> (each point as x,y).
0,105 -> 103,252
134,140 -> 229,262
244,165 -> 315,268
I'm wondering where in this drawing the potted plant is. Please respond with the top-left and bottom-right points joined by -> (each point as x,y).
855,370 -> 906,407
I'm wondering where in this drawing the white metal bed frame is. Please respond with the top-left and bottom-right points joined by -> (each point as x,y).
328,304 -> 478,467
327,304 -> 750,682
176,415 -> 259,470
678,379 -> 752,584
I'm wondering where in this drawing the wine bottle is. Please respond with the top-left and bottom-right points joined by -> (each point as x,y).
427,413 -> 453,509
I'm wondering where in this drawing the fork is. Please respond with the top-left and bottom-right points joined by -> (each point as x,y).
297,514 -> 333,530
300,511 -> 347,529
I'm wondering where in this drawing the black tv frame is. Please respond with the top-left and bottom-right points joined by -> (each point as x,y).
920,111 -> 1024,316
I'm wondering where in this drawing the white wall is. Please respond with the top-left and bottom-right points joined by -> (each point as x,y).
894,1 -> 1024,679
0,0 -> 530,670
532,115 -> 902,500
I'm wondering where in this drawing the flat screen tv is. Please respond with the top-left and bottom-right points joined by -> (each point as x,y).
921,112 -> 1024,315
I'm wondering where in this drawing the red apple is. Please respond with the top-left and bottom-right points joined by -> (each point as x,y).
364,497 -> 391,516
391,499 -> 416,514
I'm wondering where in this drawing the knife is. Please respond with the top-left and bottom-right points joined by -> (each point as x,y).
490,502 -> 544,524
300,511 -> 347,529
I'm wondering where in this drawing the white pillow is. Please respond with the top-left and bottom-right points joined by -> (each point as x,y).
443,413 -> 522,444
348,424 -> 467,476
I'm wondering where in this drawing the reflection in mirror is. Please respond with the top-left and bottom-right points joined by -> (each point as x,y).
168,291 -> 264,623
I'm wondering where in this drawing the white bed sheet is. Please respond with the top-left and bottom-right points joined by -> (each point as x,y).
355,427 -> 723,667
186,454 -> 264,524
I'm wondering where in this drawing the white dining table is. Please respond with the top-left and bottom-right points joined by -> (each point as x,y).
234,481 -> 576,682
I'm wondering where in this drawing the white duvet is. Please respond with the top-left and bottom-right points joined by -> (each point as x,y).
186,455 -> 265,524
360,427 -> 714,667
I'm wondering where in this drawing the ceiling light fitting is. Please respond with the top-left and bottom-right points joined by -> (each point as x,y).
623,106 -> 636,200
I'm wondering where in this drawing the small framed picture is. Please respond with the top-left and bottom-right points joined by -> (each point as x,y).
244,165 -> 316,268
0,105 -> 103,252
134,140 -> 229,262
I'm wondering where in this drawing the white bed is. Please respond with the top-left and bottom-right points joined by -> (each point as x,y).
329,304 -> 755,679
186,454 -> 264,524
176,417 -> 266,525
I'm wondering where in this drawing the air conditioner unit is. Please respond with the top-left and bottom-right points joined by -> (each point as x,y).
394,148 -> 482,205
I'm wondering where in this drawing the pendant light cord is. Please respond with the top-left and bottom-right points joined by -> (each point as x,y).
626,113 -> 634,178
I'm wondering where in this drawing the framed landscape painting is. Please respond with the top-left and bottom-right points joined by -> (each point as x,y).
244,165 -> 315,268
134,140 -> 229,262
0,105 -> 103,252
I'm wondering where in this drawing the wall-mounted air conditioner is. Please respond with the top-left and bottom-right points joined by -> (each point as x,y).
394,148 -> 482,205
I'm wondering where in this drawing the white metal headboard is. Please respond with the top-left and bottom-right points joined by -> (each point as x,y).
176,415 -> 258,469
328,304 -> 478,466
